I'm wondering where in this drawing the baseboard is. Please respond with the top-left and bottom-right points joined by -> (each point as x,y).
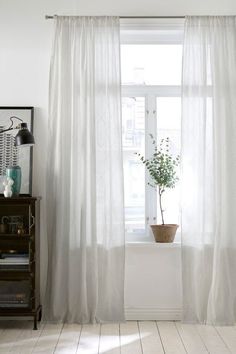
125,307 -> 182,320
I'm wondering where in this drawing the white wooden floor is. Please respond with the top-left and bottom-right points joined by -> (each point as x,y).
0,320 -> 235,353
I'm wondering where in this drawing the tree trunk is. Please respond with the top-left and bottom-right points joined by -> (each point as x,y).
158,187 -> 165,225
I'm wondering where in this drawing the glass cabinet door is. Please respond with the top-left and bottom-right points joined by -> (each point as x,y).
0,280 -> 32,308
0,203 -> 34,236
0,202 -> 35,273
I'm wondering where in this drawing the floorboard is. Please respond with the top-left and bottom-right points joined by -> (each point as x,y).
120,321 -> 142,354
32,322 -> 63,354
98,323 -> 120,354
138,321 -> 164,354
196,324 -> 230,354
0,320 -> 25,353
54,323 -> 81,354
175,322 -> 208,354
11,321 -> 45,354
157,321 -> 187,354
215,325 -> 236,354
76,324 -> 100,354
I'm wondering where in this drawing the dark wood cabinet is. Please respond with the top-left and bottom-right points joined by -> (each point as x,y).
0,197 -> 41,329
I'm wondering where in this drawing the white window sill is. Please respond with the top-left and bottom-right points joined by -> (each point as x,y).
125,241 -> 181,248
125,231 -> 181,245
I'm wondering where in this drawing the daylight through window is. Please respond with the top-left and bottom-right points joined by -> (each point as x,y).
120,23 -> 183,241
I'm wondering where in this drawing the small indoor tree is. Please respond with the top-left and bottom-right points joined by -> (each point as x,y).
136,135 -> 180,242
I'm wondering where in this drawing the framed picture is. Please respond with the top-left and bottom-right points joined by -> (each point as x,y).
0,107 -> 34,195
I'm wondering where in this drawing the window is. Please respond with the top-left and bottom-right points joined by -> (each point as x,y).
120,20 -> 184,242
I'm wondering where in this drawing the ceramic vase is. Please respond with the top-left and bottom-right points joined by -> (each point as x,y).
6,166 -> 21,196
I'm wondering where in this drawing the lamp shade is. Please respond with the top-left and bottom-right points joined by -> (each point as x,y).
15,123 -> 35,147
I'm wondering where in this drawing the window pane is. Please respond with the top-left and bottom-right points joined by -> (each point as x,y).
156,97 -> 181,227
122,97 -> 145,235
121,45 -> 182,85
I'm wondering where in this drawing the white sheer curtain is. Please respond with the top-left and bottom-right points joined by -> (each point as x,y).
181,16 -> 236,325
45,16 -> 125,323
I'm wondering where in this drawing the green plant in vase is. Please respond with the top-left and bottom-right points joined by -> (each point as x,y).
136,135 -> 180,242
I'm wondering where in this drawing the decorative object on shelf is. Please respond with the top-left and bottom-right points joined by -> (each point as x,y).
6,215 -> 24,234
136,135 -> 180,243
0,107 -> 35,195
17,223 -> 25,236
0,216 -> 9,234
6,166 -> 21,196
3,177 -> 14,198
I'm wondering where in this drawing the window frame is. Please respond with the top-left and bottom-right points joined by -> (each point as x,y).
120,20 -> 184,242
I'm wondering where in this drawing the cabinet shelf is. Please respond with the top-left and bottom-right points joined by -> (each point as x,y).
0,234 -> 31,239
0,270 -> 33,277
0,266 -> 30,271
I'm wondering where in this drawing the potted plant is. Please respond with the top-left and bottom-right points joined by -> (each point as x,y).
136,135 -> 180,243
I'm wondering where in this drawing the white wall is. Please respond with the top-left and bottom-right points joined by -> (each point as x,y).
0,0 -> 236,317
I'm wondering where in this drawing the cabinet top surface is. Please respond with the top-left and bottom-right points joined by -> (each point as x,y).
0,196 -> 41,203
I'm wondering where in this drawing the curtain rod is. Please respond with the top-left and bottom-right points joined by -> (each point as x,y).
45,15 -> 185,19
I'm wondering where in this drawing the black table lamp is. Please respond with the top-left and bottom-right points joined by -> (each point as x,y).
0,116 -> 35,147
